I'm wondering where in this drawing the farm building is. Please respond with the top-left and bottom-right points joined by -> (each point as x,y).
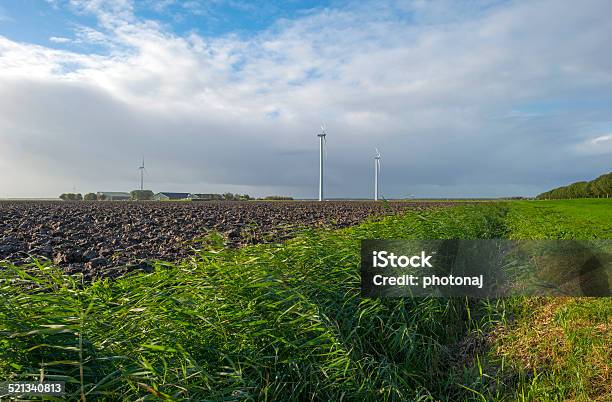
96,192 -> 130,201
188,193 -> 224,200
154,192 -> 190,201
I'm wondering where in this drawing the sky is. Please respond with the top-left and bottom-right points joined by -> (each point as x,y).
0,0 -> 611,199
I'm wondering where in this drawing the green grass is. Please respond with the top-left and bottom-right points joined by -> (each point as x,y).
482,199 -> 612,401
506,199 -> 612,239
0,200 -> 610,401
491,297 -> 611,401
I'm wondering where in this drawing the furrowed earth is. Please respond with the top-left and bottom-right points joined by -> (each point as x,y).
0,200 -> 448,278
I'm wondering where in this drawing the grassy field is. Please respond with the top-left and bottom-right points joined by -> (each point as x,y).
506,199 -> 612,239
487,200 -> 611,401
0,200 -> 610,400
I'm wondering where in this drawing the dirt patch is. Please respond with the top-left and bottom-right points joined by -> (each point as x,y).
0,200 -> 451,278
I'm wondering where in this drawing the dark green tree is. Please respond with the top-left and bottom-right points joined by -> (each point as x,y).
130,190 -> 154,200
59,193 -> 83,201
537,172 -> 611,199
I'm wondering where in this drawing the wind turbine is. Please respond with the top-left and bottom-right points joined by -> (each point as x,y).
317,123 -> 327,201
374,148 -> 381,201
138,157 -> 146,191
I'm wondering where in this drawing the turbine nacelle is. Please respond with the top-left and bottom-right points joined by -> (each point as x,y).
318,124 -> 327,138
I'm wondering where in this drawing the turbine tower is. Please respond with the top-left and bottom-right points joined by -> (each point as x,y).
138,157 -> 145,191
374,148 -> 381,201
317,124 -> 327,201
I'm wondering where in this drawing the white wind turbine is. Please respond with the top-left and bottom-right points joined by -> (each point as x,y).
138,157 -> 146,191
374,148 -> 381,201
317,123 -> 327,201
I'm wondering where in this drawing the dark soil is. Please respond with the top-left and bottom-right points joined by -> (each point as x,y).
0,200 -> 450,278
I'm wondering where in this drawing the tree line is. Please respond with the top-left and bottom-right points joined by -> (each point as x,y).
59,192 -> 127,200
537,172 -> 612,199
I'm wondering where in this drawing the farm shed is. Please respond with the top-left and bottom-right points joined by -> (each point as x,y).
154,192 -> 190,201
96,192 -> 130,201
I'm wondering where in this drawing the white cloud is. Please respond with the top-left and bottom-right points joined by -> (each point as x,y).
0,0 -> 611,197
49,36 -> 72,43
575,134 -> 612,155
74,26 -> 108,45
592,134 -> 612,144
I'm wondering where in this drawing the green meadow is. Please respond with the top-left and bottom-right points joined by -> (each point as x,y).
1,200 -> 610,401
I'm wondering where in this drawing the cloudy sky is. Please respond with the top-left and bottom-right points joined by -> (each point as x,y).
0,0 -> 611,198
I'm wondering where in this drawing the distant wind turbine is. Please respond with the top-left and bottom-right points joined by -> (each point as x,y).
374,148 -> 381,201
138,157 -> 146,191
317,123 -> 327,201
